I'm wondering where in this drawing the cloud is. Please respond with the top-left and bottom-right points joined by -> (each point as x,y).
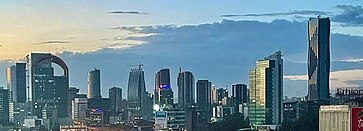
220,10 -> 330,18
338,58 -> 363,63
34,40 -> 71,45
108,10 -> 148,15
285,69 -> 363,89
332,5 -> 363,26
1,19 -> 363,97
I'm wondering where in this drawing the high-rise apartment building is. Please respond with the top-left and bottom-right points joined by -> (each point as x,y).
249,51 -> 283,126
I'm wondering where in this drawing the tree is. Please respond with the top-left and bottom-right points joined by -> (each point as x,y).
209,113 -> 250,131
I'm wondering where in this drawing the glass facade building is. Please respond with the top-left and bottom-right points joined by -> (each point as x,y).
177,70 -> 194,108
307,16 -> 331,100
249,51 -> 283,126
6,63 -> 26,103
87,69 -> 101,99
127,67 -> 147,120
30,53 -> 69,118
155,68 -> 173,109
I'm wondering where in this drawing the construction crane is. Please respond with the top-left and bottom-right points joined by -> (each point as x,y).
129,63 -> 143,70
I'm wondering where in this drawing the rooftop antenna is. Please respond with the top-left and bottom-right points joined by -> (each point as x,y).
129,63 -> 143,70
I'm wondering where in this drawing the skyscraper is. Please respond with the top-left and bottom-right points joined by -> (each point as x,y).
109,87 -> 122,112
196,80 -> 212,129
127,66 -> 147,120
88,69 -> 101,99
72,98 -> 88,123
155,68 -> 173,109
30,53 -> 69,118
216,88 -> 228,104
177,69 -> 195,108
232,84 -> 248,113
307,16 -> 331,100
0,88 -> 9,123
249,51 -> 283,126
196,80 -> 212,109
6,63 -> 26,103
211,85 -> 218,105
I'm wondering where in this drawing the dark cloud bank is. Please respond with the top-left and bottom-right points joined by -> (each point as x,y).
2,19 -> 363,98
108,10 -> 148,15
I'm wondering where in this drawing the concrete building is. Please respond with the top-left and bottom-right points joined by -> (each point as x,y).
72,98 -> 88,124
211,85 -> 218,105
86,109 -> 104,127
87,69 -> 101,99
212,106 -> 235,119
319,105 -> 354,131
282,100 -> 306,122
166,108 -> 186,130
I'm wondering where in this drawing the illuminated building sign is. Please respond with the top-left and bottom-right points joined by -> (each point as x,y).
91,108 -> 103,112
336,88 -> 363,96
159,84 -> 171,90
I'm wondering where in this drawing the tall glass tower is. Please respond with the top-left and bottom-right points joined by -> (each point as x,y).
307,16 -> 330,100
177,69 -> 195,108
6,63 -> 26,103
87,69 -> 101,99
127,66 -> 147,120
249,51 -> 283,126
155,68 -> 173,109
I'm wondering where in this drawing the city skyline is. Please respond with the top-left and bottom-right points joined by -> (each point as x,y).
0,1 -> 363,99
2,1 -> 363,130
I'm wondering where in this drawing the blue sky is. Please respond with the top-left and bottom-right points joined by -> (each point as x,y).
0,0 -> 363,98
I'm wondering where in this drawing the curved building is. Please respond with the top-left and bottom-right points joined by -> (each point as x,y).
87,69 -> 101,99
177,69 -> 194,108
30,53 -> 69,118
307,16 -> 330,100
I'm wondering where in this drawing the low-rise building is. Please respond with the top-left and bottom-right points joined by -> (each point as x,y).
319,105 -> 363,131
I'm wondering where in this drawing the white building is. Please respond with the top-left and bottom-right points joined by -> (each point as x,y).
319,105 -> 363,131
72,98 -> 88,123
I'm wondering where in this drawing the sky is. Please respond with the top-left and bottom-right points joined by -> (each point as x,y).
0,0 -> 363,98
